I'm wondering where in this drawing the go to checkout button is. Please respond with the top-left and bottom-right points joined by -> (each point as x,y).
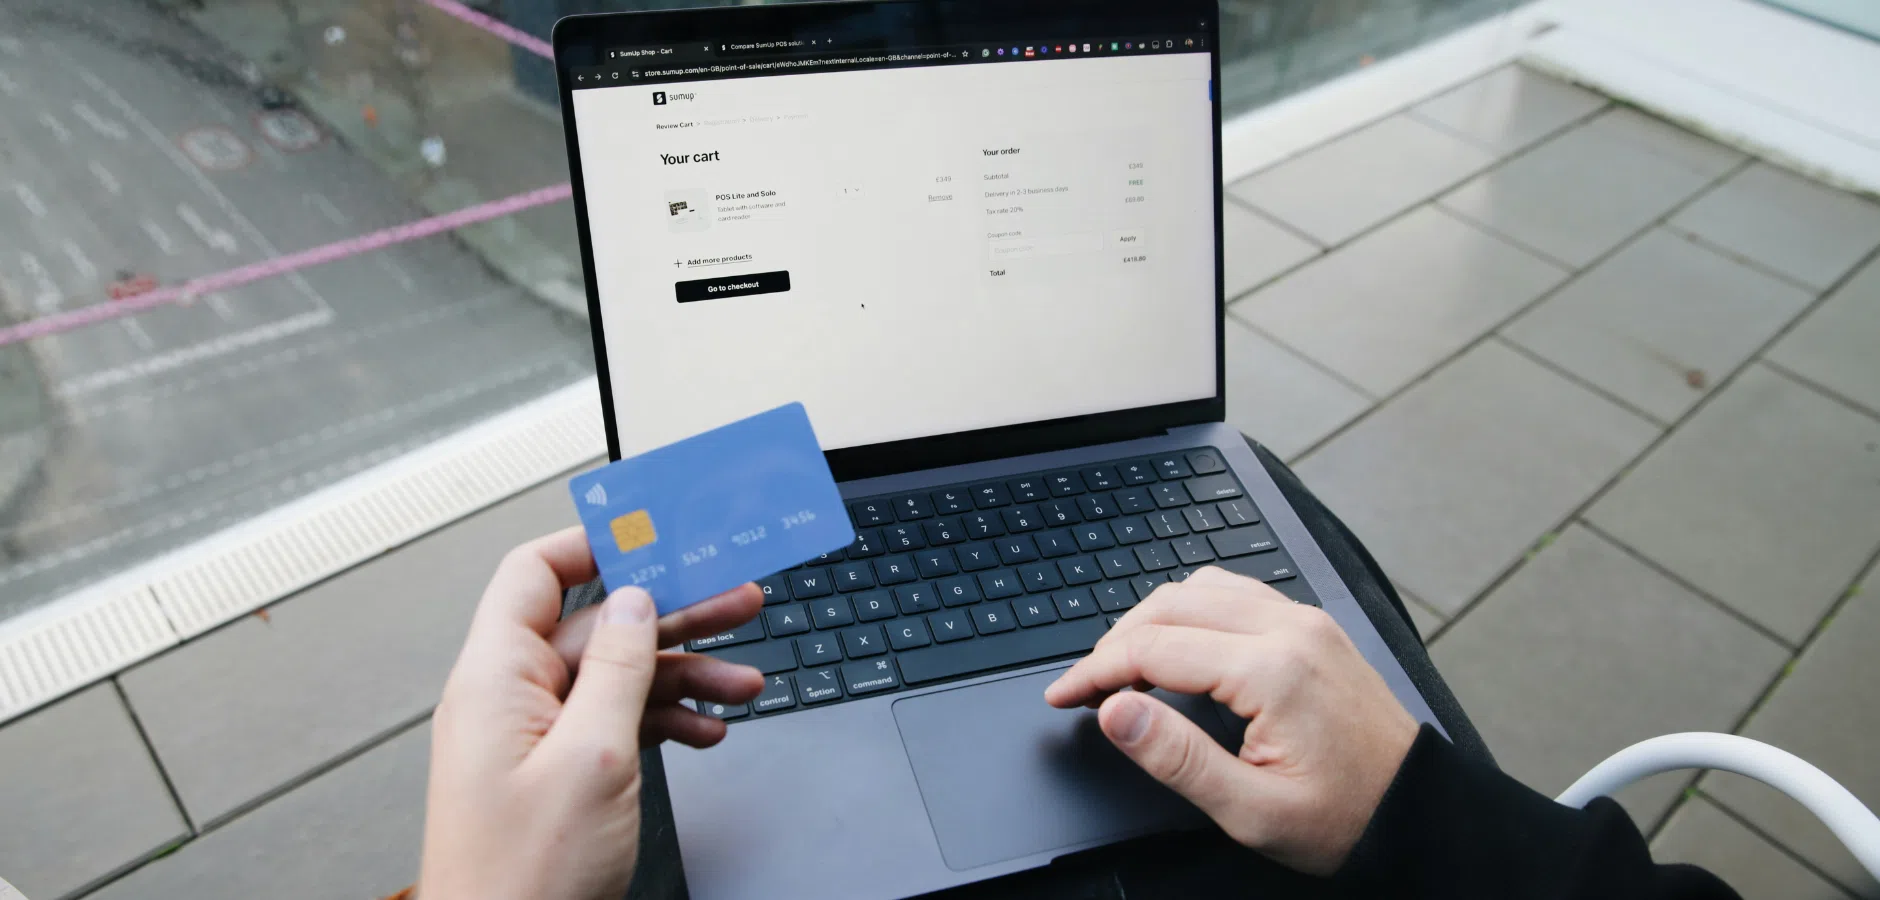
674,270 -> 792,303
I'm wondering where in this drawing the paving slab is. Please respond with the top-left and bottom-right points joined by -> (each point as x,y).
117,468 -> 593,827
0,684 -> 189,900
1669,161 -> 1880,291
1701,556 -> 1880,896
1432,526 -> 1787,825
1223,201 -> 1323,302
90,721 -> 430,900
1223,317 -> 1373,462
1503,229 -> 1814,422
1409,64 -> 1608,155
1653,795 -> 1853,900
1441,107 -> 1745,267
1295,340 -> 1659,613
1768,254 -> 1880,415
1228,114 -> 1496,246
1234,205 -> 1568,397
1586,365 -> 1880,644
1396,586 -> 1448,642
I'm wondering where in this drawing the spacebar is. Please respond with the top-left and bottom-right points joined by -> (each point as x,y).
896,618 -> 1108,685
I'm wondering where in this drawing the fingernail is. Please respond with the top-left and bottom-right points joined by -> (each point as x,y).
1111,695 -> 1151,745
604,587 -> 655,624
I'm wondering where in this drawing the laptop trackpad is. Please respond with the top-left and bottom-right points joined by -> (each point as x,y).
892,669 -> 1239,871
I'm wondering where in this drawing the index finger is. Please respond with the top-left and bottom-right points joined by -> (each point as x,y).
1043,624 -> 1261,709
472,527 -> 599,638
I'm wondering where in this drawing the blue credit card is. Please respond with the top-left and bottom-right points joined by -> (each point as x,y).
569,402 -> 854,616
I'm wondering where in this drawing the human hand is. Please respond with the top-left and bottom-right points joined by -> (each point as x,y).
418,527 -> 765,900
1043,566 -> 1418,875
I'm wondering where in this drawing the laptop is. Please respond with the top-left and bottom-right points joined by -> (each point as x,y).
552,2 -> 1442,896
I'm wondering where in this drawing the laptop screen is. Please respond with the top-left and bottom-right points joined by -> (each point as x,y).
570,29 -> 1218,457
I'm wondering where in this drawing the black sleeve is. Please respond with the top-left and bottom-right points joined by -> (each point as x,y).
1334,725 -> 1742,900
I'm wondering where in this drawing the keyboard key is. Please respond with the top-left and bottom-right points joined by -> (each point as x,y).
1007,477 -> 1049,503
832,562 -> 876,592
978,569 -> 1023,599
844,658 -> 902,694
973,601 -> 1017,634
888,618 -> 932,650
1220,549 -> 1298,583
852,590 -> 896,622
808,549 -> 844,566
765,603 -> 812,637
1098,548 -> 1142,579
938,575 -> 982,607
1135,542 -> 1178,571
932,489 -> 974,515
1039,499 -> 1082,527
753,674 -> 797,714
962,511 -> 1006,540
897,617 -> 1107,685
1183,504 -> 1226,532
847,528 -> 885,558
1115,486 -> 1155,514
798,667 -> 844,704
894,583 -> 940,615
841,625 -> 887,657
883,524 -> 926,552
1184,474 -> 1244,504
997,535 -> 1040,565
1053,588 -> 1098,619
1118,460 -> 1159,485
915,549 -> 958,579
1035,529 -> 1078,558
874,554 -> 918,585
1077,493 -> 1118,520
809,596 -> 854,629
1045,471 -> 1085,496
1002,505 -> 1044,533
924,517 -> 966,545
1080,467 -> 1121,491
689,618 -> 767,651
1151,484 -> 1190,508
707,640 -> 798,674
1094,581 -> 1136,612
1073,523 -> 1116,552
1110,516 -> 1152,545
928,608 -> 974,642
1172,535 -> 1216,565
698,700 -> 748,721
1131,572 -> 1171,600
1187,449 -> 1226,474
971,483 -> 1012,508
955,542 -> 1000,571
1147,509 -> 1190,537
1209,525 -> 1279,558
1013,595 -> 1059,627
757,574 -> 790,606
1107,614 -> 1125,629
894,494 -> 934,521
1219,498 -> 1261,526
790,568 -> 834,599
1019,563 -> 1063,592
1170,566 -> 1199,583
851,500 -> 894,526
1152,456 -> 1192,479
796,634 -> 842,667
1058,556 -> 1103,585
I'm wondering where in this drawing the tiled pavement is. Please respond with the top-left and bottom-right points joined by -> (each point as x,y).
4,65 -> 1880,900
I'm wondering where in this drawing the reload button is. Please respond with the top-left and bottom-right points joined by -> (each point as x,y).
675,270 -> 792,303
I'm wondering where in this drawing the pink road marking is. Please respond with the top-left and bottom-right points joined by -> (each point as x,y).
420,0 -> 554,59
0,183 -> 573,349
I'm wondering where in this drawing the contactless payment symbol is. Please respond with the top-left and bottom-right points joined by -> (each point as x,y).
584,483 -> 608,506
611,509 -> 658,552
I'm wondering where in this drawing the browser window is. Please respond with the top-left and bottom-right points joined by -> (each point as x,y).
573,50 -> 1217,455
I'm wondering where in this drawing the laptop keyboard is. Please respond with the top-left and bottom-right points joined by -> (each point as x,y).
692,446 -> 1318,721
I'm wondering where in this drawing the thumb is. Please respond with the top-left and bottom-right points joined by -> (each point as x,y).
550,587 -> 660,778
1099,692 -> 1263,835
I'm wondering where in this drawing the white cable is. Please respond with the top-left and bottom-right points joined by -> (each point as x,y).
1556,732 -> 1880,884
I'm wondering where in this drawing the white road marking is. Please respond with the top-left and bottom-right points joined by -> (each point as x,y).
176,202 -> 240,255
0,69 -> 19,96
55,307 -> 333,397
120,317 -> 156,351
89,160 -> 121,195
141,218 -> 180,255
19,253 -> 63,314
38,111 -> 70,143
61,240 -> 97,282
374,254 -> 416,292
206,292 -> 236,321
71,102 -> 129,140
303,191 -> 347,225
12,182 -> 45,218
